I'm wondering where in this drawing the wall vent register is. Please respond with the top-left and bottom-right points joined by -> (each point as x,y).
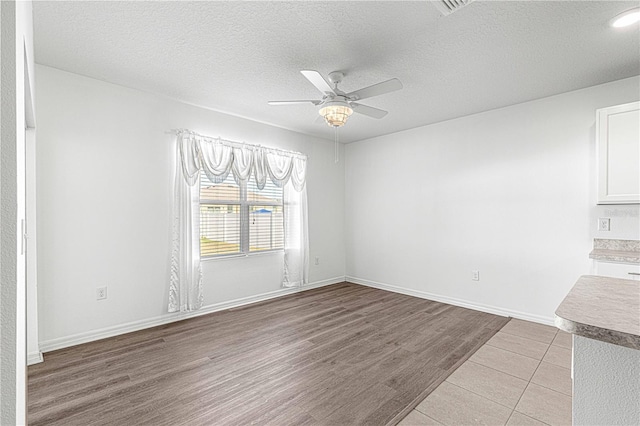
430,0 -> 476,16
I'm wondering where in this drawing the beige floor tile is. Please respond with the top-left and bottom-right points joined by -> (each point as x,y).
506,411 -> 547,426
501,319 -> 557,344
487,332 -> 550,360
470,344 -> 540,381
516,383 -> 572,426
543,345 -> 571,369
416,382 -> 512,426
551,331 -> 572,349
531,362 -> 572,396
398,410 -> 443,426
446,361 -> 528,408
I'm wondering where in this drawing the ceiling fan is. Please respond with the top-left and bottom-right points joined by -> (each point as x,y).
268,70 -> 403,128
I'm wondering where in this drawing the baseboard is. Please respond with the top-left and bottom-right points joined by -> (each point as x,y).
27,351 -> 44,365
38,275 -> 552,354
39,276 -> 345,353
346,276 -> 555,326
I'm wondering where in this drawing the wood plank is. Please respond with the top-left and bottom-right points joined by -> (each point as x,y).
28,282 -> 509,425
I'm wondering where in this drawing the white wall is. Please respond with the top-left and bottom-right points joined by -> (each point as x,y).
32,62 -> 640,349
345,76 -> 640,324
1,0 -> 34,423
35,65 -> 345,350
26,128 -> 40,365
573,335 -> 640,425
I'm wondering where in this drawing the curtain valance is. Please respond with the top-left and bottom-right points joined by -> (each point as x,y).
169,129 -> 309,314
176,130 -> 307,191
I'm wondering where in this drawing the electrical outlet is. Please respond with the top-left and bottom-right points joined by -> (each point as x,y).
472,270 -> 480,281
598,218 -> 611,232
96,287 -> 107,300
315,256 -> 320,266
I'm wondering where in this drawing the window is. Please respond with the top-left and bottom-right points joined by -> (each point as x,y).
199,171 -> 284,257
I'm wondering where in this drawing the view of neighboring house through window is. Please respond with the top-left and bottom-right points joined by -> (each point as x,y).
199,171 -> 284,257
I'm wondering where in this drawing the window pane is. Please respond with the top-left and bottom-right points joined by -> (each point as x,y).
247,178 -> 283,204
249,205 -> 284,252
200,171 -> 240,202
200,204 -> 241,256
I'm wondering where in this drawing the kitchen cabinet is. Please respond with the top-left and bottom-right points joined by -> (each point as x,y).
593,261 -> 640,280
589,238 -> 640,280
597,101 -> 640,204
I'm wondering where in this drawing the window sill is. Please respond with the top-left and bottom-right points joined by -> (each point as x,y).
201,249 -> 284,262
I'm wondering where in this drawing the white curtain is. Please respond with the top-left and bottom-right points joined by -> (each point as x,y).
169,135 -> 204,312
283,180 -> 309,287
199,138 -> 233,184
170,130 -> 309,312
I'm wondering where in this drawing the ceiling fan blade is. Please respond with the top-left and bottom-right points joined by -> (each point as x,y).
301,70 -> 336,95
351,103 -> 388,119
346,78 -> 402,101
268,100 -> 321,105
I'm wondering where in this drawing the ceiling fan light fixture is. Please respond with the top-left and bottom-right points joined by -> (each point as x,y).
610,8 -> 640,28
319,101 -> 353,127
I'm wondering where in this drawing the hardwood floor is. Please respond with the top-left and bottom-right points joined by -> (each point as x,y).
28,283 -> 509,425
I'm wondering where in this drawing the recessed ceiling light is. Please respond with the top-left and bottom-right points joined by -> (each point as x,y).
610,8 -> 640,28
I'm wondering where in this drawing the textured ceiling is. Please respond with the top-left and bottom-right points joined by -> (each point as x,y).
33,1 -> 640,143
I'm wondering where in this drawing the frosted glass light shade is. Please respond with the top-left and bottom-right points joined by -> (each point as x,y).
611,8 -> 640,28
319,104 -> 353,127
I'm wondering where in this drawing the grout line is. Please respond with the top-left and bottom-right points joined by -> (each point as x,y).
389,317 -> 510,426
509,337 -> 556,420
496,327 -> 558,344
505,410 -> 517,426
514,382 -> 535,414
527,381 -> 574,399
509,409 -> 553,426
446,366 -> 529,411
550,339 -> 573,351
425,413 -> 443,426
414,318 -> 572,425
485,324 -> 564,362
498,330 -> 556,345
413,403 -> 431,417
443,381 -> 519,411
408,410 -> 444,426
537,359 -> 570,372
464,358 -> 535,383
476,319 -> 569,421
499,323 -> 558,344
529,364 -> 573,397
485,340 -> 547,363
551,343 -> 573,351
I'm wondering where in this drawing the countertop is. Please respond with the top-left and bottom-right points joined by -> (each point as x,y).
555,275 -> 640,350
589,239 -> 640,264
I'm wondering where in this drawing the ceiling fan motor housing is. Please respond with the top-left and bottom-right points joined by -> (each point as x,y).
327,71 -> 345,87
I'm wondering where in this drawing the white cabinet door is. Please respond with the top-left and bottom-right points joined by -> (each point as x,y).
597,101 -> 640,204
593,261 -> 640,280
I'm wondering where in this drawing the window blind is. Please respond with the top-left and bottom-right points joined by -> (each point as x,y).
199,171 -> 284,257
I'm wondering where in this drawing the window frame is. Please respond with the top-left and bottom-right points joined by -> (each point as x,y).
199,175 -> 284,259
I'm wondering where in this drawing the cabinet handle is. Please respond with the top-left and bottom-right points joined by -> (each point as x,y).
629,272 -> 640,276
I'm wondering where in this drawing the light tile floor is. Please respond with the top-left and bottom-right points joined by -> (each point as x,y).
399,318 -> 572,426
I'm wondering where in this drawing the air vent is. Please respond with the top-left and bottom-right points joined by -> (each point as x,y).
431,0 -> 476,16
